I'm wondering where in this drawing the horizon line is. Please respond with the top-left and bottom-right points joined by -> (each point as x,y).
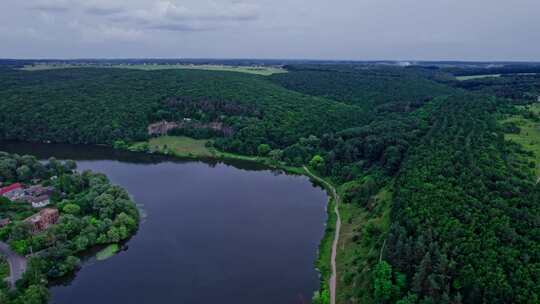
2,57 -> 540,64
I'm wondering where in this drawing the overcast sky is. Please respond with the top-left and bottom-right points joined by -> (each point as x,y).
1,0 -> 539,61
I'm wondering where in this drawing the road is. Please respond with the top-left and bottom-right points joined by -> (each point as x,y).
304,166 -> 341,304
0,241 -> 27,289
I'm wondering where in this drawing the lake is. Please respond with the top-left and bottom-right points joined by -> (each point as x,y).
0,142 -> 328,304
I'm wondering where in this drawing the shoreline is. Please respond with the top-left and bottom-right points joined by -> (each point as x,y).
122,142 -> 338,303
0,139 -> 337,303
153,148 -> 338,303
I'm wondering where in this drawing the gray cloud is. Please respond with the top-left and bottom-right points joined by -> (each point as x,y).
148,23 -> 209,32
84,7 -> 124,16
29,0 -> 70,13
2,0 -> 539,60
106,1 -> 260,32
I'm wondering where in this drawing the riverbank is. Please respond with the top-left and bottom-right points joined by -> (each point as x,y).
1,138 -> 337,303
127,136 -> 306,175
303,166 -> 340,304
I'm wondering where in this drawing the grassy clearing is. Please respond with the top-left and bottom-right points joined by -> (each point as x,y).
335,186 -> 392,304
96,244 -> 119,261
455,74 -> 501,81
456,73 -> 539,81
146,136 -> 215,158
22,63 -> 287,76
502,103 -> 540,177
130,136 -> 307,177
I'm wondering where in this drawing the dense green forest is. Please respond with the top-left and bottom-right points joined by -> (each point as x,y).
0,68 -> 363,154
1,63 -> 540,303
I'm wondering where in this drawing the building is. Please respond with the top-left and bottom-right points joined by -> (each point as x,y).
26,195 -> 51,208
147,120 -> 179,136
24,185 -> 53,197
24,208 -> 59,234
0,218 -> 11,228
20,185 -> 54,208
0,183 -> 24,201
0,183 -> 22,195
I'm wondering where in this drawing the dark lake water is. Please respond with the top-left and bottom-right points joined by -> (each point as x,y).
0,142 -> 328,304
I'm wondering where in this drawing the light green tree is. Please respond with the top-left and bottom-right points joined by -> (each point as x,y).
257,144 -> 271,156
309,155 -> 325,172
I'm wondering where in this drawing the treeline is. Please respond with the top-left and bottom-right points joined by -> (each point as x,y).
271,65 -> 454,109
452,74 -> 540,101
444,64 -> 540,77
0,152 -> 139,304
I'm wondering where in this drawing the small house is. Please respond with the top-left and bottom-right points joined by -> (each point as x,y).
0,183 -> 24,201
24,185 -> 54,197
147,120 -> 180,136
26,195 -> 51,208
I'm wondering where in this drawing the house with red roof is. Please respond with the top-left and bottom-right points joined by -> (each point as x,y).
0,183 -> 22,195
0,183 -> 24,200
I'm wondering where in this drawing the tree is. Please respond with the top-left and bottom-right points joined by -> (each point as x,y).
257,144 -> 271,156
374,261 -> 394,301
64,160 -> 77,171
312,289 -> 329,304
14,284 -> 49,304
63,203 -> 81,215
396,293 -> 418,304
0,158 -> 17,182
106,227 -> 121,243
16,165 -> 32,182
309,155 -> 325,173
113,140 -> 128,150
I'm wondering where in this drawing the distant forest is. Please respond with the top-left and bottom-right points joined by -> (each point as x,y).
1,60 -> 540,303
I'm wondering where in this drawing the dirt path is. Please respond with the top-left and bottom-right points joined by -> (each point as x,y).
0,241 -> 27,289
304,166 -> 341,304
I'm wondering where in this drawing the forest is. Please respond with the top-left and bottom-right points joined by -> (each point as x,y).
1,62 -> 540,303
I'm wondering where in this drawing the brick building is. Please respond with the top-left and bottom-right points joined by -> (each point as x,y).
24,208 -> 59,234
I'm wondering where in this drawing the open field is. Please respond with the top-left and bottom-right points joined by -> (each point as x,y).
503,103 -> 540,177
456,73 -> 538,81
21,63 -> 287,76
455,74 -> 502,81
132,136 -> 320,176
145,136 -> 215,158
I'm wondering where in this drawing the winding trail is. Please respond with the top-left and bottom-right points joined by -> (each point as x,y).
0,241 -> 27,289
304,166 -> 341,304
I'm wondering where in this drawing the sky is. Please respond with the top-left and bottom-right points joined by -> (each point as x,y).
1,0 -> 539,61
